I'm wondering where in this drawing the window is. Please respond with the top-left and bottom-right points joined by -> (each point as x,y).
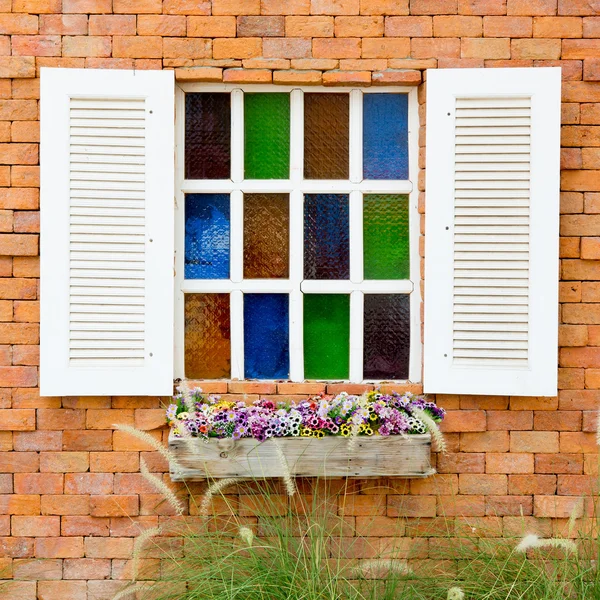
174,85 -> 420,383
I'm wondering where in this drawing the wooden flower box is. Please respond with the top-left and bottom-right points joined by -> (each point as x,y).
168,433 -> 434,481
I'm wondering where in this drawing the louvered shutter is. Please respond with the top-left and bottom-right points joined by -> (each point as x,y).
424,68 -> 561,396
40,68 -> 174,396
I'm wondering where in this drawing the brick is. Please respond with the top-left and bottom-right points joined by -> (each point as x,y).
590,326 -> 600,345
213,38 -> 261,59
13,212 -> 39,234
90,495 -> 138,517
372,69 -> 422,84
461,431 -> 509,452
38,581 -> 87,599
462,37 -> 511,57
0,366 -> 36,387
163,0 -> 210,13
508,474 -> 557,495
534,495 -> 582,518
13,0 -> 60,11
175,67 -> 223,81
0,452 -> 38,475
64,473 -> 113,495
0,57 -> 34,78
585,368 -> 600,388
385,16 -> 432,36
557,474 -> 596,495
360,0 -> 408,13
0,322 -> 38,344
62,0 -> 111,11
90,452 -> 139,473
559,367 -> 585,389
459,0 -> 507,15
560,432 -> 597,453
285,16 -> 333,36
188,16 -> 236,37
487,410 -> 533,430
223,68 -> 272,83
274,69 -> 322,84
0,408 -> 35,431
323,69 -> 371,84
581,237 -> 600,259
438,494 -> 485,516
533,16 -> 582,37
264,38 -> 311,58
510,431 -> 559,453
262,0 -> 310,14
355,515 -> 405,537
113,429 -> 161,451
411,38 -> 461,58
39,14 -> 87,34
559,0 -> 599,15
137,15 -> 186,36
564,39 -> 600,59
14,473 -> 62,494
439,410 -> 485,433
38,409 -> 85,430
0,494 -> 40,515
238,15 -> 284,36
0,189 -> 38,209
11,34 -> 60,56
507,0 -> 557,15
311,0 -> 359,14
63,557 -> 111,580
212,0 -> 260,14
562,261 -> 600,283
62,430 -> 112,451
559,389 -> 600,410
434,15 -> 483,36
314,37 -> 362,57
0,536 -> 34,557
362,38 -> 409,58
459,474 -> 507,495
14,431 -> 61,451
41,495 -> 89,516
86,408 -> 134,430
411,0 -> 458,14
484,15 -> 531,36
437,452 -> 485,473
335,15 -> 383,35
584,16 -> 600,37
13,558 -> 62,580
486,495 -> 532,516
88,15 -> 135,35
85,536 -> 133,558
486,453 -> 534,473
338,494 -> 386,516
13,300 -> 39,321
61,515 -> 109,537
562,103 -> 580,124
387,495 -> 436,517
0,233 -> 37,256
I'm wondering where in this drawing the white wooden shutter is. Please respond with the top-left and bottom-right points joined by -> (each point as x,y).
424,68 -> 560,396
40,68 -> 174,396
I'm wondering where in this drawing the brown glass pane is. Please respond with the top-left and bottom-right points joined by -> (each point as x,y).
185,293 -> 230,379
185,93 -> 230,180
304,93 -> 349,180
244,194 -> 289,279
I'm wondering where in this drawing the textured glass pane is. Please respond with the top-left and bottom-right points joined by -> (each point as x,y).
304,194 -> 349,280
363,93 -> 408,180
304,93 -> 349,180
185,293 -> 230,379
185,194 -> 230,279
304,294 -> 349,379
185,93 -> 230,179
244,194 -> 289,279
244,294 -> 289,379
364,194 -> 409,280
244,93 -> 290,180
363,294 -> 410,380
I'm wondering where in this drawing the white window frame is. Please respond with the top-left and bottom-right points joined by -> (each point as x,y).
174,84 -> 421,384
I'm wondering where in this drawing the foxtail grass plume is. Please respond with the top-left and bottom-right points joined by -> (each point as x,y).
596,406 -> 600,447
412,407 -> 447,453
114,424 -> 184,475
200,477 -> 240,515
273,438 -> 297,497
131,526 -> 162,582
177,380 -> 197,412
515,533 -> 578,555
447,587 -> 465,600
140,458 -> 184,516
111,582 -> 146,600
567,497 -> 584,537
352,559 -> 412,579
238,525 -> 254,547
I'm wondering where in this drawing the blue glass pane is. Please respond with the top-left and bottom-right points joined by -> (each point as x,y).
185,194 -> 230,279
363,94 -> 408,180
244,293 -> 289,379
304,194 -> 350,280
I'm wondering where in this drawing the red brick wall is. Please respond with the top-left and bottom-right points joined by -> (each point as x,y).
0,0 -> 599,597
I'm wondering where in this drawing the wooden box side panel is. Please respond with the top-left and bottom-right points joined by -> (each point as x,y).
169,434 -> 433,481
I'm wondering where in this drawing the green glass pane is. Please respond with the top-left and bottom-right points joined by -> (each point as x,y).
303,294 -> 349,379
363,194 -> 409,280
244,93 -> 290,179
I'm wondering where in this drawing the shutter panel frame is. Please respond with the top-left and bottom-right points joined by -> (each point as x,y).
40,68 -> 174,396
424,67 -> 561,397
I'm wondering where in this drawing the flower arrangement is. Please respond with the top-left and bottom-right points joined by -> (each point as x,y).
166,388 -> 445,442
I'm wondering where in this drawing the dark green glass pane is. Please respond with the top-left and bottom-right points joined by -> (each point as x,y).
303,294 -> 349,379
244,93 -> 290,179
363,194 -> 409,280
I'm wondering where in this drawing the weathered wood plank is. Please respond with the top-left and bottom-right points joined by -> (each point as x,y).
168,433 -> 434,481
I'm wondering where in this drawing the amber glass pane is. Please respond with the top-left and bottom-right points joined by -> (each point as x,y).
244,194 -> 289,279
304,93 -> 349,180
185,293 -> 230,379
185,93 -> 230,180
363,294 -> 410,380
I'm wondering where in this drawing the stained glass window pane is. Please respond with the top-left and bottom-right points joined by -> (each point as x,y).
363,93 -> 408,180
185,293 -> 230,379
244,294 -> 289,379
363,194 -> 409,280
304,194 -> 349,280
363,294 -> 410,380
244,194 -> 289,279
185,194 -> 230,279
304,93 -> 349,180
245,93 -> 290,180
185,93 -> 230,180
304,294 -> 349,379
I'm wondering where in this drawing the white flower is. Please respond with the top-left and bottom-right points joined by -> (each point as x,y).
447,587 -> 465,600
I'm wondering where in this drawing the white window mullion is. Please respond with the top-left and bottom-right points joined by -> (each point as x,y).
230,289 -> 244,380
349,89 -> 362,184
290,89 -> 303,185
349,190 -> 363,284
349,290 -> 364,383
230,190 -> 243,283
231,89 -> 244,183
